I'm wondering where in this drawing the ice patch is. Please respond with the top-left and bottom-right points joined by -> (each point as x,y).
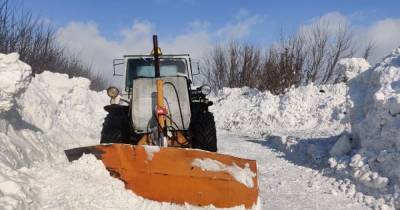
192,158 -> 256,188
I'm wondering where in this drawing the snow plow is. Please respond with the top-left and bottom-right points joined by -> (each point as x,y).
65,35 -> 259,209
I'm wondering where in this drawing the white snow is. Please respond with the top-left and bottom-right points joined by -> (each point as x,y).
1,48 -> 400,209
32,154 -> 260,210
0,53 -> 260,210
0,53 -> 31,112
329,133 -> 352,157
350,48 -> 400,152
17,71 -> 108,146
0,53 -> 109,210
349,154 -> 389,189
211,83 -> 347,138
341,48 -> 400,206
192,158 -> 256,188
143,145 -> 160,160
338,58 -> 371,81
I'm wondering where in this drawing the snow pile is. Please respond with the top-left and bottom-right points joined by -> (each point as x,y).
211,84 -> 347,137
350,48 -> 400,151
346,48 -> 400,191
32,154 -> 258,210
0,53 -> 109,209
0,53 -> 31,112
0,71 -> 108,172
338,58 -> 371,81
320,49 -> 400,209
0,53 -> 259,210
192,158 -> 256,188
17,71 -> 108,148
349,154 -> 389,189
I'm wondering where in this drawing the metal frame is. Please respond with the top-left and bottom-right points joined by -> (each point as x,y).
190,59 -> 201,76
113,59 -> 125,76
123,54 -> 190,58
122,54 -> 194,82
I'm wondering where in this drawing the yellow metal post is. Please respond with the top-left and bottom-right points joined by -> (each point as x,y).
156,79 -> 168,146
156,79 -> 165,128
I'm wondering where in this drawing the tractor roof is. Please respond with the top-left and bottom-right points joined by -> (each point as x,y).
123,54 -> 190,58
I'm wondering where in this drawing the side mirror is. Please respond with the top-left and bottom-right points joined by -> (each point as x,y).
113,59 -> 125,76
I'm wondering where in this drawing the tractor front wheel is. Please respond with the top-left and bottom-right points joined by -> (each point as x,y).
189,111 -> 217,152
100,105 -> 132,144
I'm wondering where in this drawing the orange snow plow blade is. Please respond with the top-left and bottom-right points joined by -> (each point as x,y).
65,144 -> 259,209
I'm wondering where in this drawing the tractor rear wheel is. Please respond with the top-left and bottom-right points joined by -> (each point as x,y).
190,111 -> 217,152
100,105 -> 132,144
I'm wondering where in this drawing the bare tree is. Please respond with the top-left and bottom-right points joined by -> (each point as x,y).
204,42 -> 263,93
323,24 -> 355,83
260,35 -> 304,94
362,42 -> 375,60
203,15 -> 358,95
0,0 -> 108,90
299,21 -> 355,84
240,43 -> 261,88
303,23 -> 328,83
204,45 -> 226,92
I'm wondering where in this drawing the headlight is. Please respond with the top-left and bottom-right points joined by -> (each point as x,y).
107,86 -> 119,98
200,85 -> 211,95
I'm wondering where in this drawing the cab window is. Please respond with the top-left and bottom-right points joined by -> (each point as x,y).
125,58 -> 187,89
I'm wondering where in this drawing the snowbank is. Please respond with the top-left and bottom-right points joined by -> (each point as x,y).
318,49 -> 400,209
0,53 -> 109,209
338,58 -> 371,81
0,53 -> 31,112
0,71 -> 108,171
31,154 -> 257,210
0,53 -> 259,210
17,71 -> 108,148
346,48 -> 400,191
350,48 -> 400,151
211,84 -> 347,137
3,47 -> 400,209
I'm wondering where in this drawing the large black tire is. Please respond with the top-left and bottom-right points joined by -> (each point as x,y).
100,105 -> 132,144
189,111 -> 217,152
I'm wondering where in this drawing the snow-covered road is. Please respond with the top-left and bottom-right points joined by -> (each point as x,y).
16,130 -> 371,210
217,131 -> 370,210
4,51 -> 398,209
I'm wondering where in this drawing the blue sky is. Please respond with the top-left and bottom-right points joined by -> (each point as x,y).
14,0 -> 400,44
10,0 -> 400,80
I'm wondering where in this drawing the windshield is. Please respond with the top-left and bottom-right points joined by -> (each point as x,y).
125,58 -> 188,89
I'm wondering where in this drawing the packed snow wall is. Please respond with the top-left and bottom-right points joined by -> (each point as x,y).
0,53 -> 108,209
211,84 -> 348,137
345,48 -> 400,190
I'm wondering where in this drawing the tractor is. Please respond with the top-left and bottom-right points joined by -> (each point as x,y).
65,35 -> 258,209
101,35 -> 217,152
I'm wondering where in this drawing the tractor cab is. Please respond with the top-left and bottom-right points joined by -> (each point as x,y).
123,53 -> 193,92
106,38 -> 213,146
